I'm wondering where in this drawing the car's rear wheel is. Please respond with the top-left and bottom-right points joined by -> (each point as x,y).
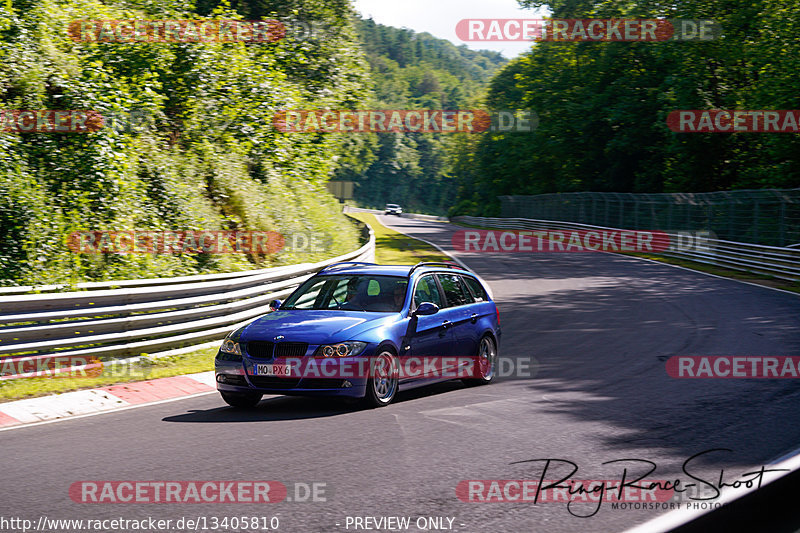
220,391 -> 262,408
463,335 -> 497,386
364,349 -> 399,407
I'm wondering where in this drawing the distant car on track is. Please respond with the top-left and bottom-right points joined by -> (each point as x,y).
215,262 -> 500,408
385,203 -> 403,216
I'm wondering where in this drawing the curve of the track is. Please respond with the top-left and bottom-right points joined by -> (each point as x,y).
3,216 -> 800,533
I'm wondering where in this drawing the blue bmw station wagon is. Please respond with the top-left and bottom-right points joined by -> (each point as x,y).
215,262 -> 500,408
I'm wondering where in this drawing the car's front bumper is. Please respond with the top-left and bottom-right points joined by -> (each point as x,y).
215,356 -> 370,398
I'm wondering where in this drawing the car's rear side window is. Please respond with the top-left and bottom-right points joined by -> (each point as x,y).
462,276 -> 488,302
413,274 -> 443,308
436,273 -> 471,307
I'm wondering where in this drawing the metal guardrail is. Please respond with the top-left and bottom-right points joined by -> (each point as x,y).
403,213 -> 448,222
0,226 -> 375,378
452,216 -> 800,282
0,266 -> 306,296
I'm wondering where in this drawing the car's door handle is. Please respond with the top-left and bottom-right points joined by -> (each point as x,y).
439,320 -> 451,336
470,313 -> 478,324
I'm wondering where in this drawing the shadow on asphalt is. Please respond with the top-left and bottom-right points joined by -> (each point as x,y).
161,380 -> 465,423
385,217 -> 800,470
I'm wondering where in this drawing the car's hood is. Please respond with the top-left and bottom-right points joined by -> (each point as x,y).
241,310 -> 395,345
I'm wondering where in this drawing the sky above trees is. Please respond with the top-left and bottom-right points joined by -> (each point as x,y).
352,0 -> 548,58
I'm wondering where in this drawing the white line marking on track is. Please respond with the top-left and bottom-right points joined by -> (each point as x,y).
0,390 -> 218,433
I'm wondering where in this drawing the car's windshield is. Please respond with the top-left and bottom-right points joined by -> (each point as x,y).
281,274 -> 408,312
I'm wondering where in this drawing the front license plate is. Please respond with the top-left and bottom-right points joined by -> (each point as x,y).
255,364 -> 293,377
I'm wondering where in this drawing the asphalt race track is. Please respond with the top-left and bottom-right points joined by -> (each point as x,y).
3,216 -> 800,533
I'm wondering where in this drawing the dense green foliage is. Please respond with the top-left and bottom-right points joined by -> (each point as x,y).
338,18 -> 506,214
7,0 -> 791,281
452,0 -> 800,216
0,0 -> 366,285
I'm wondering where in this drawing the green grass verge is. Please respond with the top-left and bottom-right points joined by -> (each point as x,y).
0,347 -> 216,403
347,212 -> 451,264
0,213 -> 454,403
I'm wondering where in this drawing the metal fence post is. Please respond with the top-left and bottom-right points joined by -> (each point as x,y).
754,202 -> 760,242
780,198 -> 786,247
727,195 -> 734,241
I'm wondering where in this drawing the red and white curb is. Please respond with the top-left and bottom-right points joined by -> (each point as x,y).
0,371 -> 217,431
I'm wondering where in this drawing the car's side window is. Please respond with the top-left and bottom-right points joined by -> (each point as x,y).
462,276 -> 488,302
436,274 -> 471,308
413,275 -> 443,309
292,278 -> 328,308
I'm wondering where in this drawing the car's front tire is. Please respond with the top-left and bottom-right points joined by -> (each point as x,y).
364,349 -> 399,407
220,391 -> 262,408
462,335 -> 497,386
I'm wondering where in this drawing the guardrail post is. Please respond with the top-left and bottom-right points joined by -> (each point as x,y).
780,200 -> 786,247
754,202 -> 760,242
667,203 -> 673,232
728,197 -> 734,241
707,202 -> 713,234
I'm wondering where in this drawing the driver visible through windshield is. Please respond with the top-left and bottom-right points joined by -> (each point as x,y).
281,275 -> 409,312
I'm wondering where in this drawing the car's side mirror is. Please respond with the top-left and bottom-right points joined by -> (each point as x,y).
269,300 -> 282,311
413,302 -> 439,316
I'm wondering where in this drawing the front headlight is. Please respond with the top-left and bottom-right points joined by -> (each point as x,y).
315,341 -> 368,358
220,339 -> 242,356
217,338 -> 243,362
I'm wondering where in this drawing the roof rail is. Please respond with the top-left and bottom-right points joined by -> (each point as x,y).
408,261 -> 469,277
319,261 -> 377,273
